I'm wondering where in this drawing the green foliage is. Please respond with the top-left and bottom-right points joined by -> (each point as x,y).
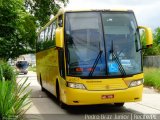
0,0 -> 37,60
0,78 -> 31,120
154,27 -> 160,45
0,61 -> 31,119
28,66 -> 36,72
0,65 -> 3,81
144,67 -> 160,90
25,0 -> 68,26
36,40 -> 55,52
141,27 -> 160,56
0,60 -> 16,81
0,61 -> 31,120
0,0 -> 67,60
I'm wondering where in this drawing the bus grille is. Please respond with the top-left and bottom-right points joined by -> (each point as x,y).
85,82 -> 127,91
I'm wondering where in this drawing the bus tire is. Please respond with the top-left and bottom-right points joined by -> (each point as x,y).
56,81 -> 66,109
40,74 -> 45,91
114,103 -> 124,107
24,72 -> 27,74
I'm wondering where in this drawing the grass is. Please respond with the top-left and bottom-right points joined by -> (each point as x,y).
144,67 -> 160,90
28,66 -> 36,72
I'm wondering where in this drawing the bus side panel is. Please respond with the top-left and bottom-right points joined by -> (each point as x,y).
36,48 -> 59,95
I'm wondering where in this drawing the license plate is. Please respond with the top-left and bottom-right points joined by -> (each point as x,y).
101,94 -> 114,99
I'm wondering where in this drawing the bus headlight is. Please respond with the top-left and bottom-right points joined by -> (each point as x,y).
67,82 -> 86,90
129,79 -> 144,87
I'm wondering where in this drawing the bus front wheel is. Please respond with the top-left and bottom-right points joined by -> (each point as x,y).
56,81 -> 66,108
114,103 -> 124,107
40,74 -> 45,91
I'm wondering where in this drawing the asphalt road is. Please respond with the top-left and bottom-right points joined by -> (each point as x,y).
17,71 -> 160,120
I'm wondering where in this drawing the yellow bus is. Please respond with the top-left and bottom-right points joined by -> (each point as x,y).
36,9 -> 153,108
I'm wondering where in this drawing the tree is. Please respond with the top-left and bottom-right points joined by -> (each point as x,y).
154,27 -> 160,45
25,0 -> 68,26
0,0 -> 68,60
0,0 -> 36,61
141,27 -> 160,56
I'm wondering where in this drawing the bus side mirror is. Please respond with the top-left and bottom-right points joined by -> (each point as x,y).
55,27 -> 64,48
138,26 -> 153,48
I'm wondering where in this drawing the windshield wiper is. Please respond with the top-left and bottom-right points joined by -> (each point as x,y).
110,40 -> 126,76
88,50 -> 103,77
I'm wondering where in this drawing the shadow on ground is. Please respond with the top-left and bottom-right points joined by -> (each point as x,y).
39,89 -> 142,115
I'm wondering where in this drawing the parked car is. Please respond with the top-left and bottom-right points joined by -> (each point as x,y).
16,60 -> 29,74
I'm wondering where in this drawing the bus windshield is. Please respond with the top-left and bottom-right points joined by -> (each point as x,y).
65,12 -> 142,77
16,61 -> 29,70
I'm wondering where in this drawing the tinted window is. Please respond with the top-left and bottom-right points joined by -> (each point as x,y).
36,19 -> 57,52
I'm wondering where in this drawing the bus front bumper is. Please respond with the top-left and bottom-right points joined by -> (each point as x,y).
62,85 -> 143,105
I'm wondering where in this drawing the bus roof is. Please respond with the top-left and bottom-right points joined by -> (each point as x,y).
37,8 -> 133,34
58,8 -> 133,14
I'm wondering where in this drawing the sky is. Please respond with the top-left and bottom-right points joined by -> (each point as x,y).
65,0 -> 160,31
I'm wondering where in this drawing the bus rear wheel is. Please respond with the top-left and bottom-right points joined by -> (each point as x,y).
114,103 -> 124,107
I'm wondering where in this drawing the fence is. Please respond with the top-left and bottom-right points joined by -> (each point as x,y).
143,55 -> 160,68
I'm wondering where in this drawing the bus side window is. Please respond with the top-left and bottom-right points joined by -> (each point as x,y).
58,15 -> 63,27
44,27 -> 48,41
36,31 -> 45,52
37,19 -> 58,52
40,31 -> 44,42
51,19 -> 57,45
47,25 -> 51,41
